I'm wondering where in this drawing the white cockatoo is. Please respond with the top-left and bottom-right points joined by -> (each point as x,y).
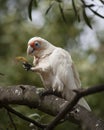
26,37 -> 91,111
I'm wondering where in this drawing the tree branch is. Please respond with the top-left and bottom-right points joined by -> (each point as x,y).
0,85 -> 104,130
7,109 -> 17,130
4,105 -> 46,129
45,84 -> 104,130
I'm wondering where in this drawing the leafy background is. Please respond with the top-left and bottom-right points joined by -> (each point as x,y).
0,0 -> 104,130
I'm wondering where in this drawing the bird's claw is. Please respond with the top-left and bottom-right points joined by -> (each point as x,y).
22,62 -> 32,71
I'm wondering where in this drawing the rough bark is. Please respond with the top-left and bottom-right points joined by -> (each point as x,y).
0,85 -> 104,130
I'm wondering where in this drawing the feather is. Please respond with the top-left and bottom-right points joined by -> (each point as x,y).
27,37 -> 91,111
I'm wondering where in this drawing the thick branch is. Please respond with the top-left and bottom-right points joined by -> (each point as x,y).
45,84 -> 104,130
0,85 -> 104,130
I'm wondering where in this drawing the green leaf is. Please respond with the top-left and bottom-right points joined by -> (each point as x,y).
28,0 -> 34,21
83,8 -> 92,29
34,0 -> 38,7
59,3 -> 66,23
56,0 -> 62,2
45,2 -> 54,15
72,0 -> 80,22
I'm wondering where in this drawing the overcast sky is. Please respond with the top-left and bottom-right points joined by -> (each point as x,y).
28,0 -> 104,51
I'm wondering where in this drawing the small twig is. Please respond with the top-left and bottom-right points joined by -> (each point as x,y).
7,110 -> 17,130
81,0 -> 104,19
100,0 -> 104,4
4,105 -> 47,129
45,84 -> 104,130
74,84 -> 104,97
88,7 -> 104,19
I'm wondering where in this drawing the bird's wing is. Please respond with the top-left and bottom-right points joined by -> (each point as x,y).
49,47 -> 91,110
71,62 -> 81,88
50,48 -> 81,90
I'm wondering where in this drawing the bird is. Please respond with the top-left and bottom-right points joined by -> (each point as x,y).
26,36 -> 91,111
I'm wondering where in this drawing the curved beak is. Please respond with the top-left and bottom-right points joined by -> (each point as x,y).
27,45 -> 35,55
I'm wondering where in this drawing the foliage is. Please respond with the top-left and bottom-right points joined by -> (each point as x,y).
0,0 -> 104,130
28,0 -> 104,28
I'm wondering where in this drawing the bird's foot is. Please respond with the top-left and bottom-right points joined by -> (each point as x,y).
22,62 -> 32,71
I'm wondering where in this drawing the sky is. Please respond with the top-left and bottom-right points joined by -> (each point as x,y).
79,0 -> 104,51
28,0 -> 104,51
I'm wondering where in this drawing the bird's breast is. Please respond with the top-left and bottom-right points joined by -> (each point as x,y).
39,70 -> 54,89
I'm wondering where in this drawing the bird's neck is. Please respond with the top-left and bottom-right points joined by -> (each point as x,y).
35,44 -> 56,59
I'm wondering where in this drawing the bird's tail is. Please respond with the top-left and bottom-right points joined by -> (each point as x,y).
78,98 -> 91,111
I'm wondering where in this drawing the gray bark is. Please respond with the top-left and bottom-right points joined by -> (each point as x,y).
0,85 -> 104,130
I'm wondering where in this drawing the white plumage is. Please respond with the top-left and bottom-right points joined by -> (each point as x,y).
27,37 -> 91,111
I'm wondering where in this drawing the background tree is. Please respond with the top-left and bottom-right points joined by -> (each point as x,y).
0,0 -> 104,130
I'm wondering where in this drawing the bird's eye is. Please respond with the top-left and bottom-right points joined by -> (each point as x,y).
35,42 -> 40,48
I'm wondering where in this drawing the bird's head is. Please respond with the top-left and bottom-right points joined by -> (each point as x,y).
27,37 -> 55,58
